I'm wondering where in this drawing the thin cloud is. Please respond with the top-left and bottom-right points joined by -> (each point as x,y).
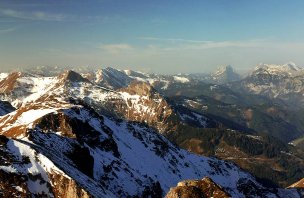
0,9 -> 67,21
98,44 -> 134,53
139,37 -> 270,50
165,40 -> 267,50
0,27 -> 16,34
139,37 -> 211,43
0,8 -> 121,23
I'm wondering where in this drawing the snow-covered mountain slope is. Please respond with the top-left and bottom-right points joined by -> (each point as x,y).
0,70 -> 213,136
122,69 -> 192,88
82,67 -> 195,90
0,135 -> 90,197
0,72 -> 56,108
0,99 -> 300,197
0,73 -> 8,81
83,67 -> 134,89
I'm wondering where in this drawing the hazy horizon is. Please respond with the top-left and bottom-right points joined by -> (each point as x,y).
1,0 -> 304,74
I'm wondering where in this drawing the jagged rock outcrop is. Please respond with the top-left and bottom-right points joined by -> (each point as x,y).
289,178 -> 304,189
166,177 -> 231,198
288,178 -> 304,197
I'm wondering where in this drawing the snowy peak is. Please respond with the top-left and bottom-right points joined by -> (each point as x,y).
211,65 -> 240,84
284,62 -> 303,71
123,69 -> 149,79
92,67 -> 133,89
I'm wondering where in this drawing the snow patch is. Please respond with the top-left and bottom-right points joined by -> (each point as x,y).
173,76 -> 190,83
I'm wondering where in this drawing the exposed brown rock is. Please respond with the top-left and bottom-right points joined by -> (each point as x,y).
288,178 -> 304,189
166,177 -> 231,198
48,171 -> 91,198
34,112 -> 76,138
0,72 -> 22,93
121,81 -> 156,96
0,170 -> 30,198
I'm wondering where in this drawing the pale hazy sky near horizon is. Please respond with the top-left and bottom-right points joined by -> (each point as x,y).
1,0 -> 304,74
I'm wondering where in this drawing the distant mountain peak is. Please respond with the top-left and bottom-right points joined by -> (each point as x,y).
123,69 -> 148,79
59,70 -> 90,83
94,67 -> 133,89
211,65 -> 240,84
283,62 -> 302,71
253,62 -> 303,76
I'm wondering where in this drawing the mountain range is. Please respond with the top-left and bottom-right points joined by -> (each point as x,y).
1,63 -> 304,197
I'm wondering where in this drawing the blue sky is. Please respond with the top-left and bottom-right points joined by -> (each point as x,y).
1,0 -> 304,73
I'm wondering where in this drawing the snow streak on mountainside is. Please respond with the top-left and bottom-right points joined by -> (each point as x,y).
0,69 -> 301,197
